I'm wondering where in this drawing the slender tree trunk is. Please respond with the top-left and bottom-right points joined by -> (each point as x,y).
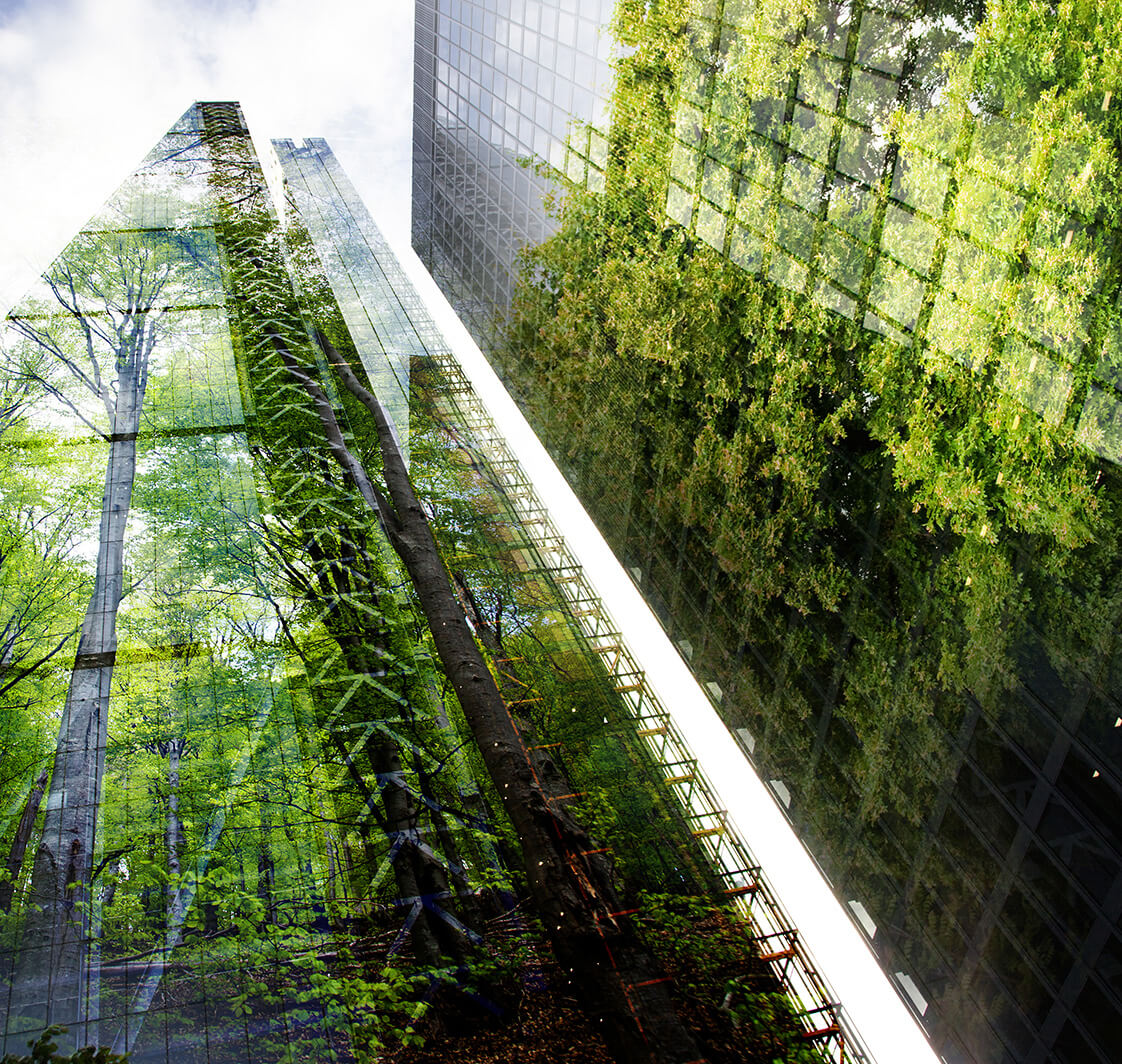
319,801 -> 344,907
166,739 -> 185,927
256,791 -> 276,927
0,767 -> 49,915
10,366 -> 146,1041
412,744 -> 483,933
203,876 -> 220,937
371,736 -> 451,964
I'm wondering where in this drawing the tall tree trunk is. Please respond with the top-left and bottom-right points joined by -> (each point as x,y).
412,744 -> 484,933
371,735 -> 458,964
256,790 -> 276,927
0,767 -> 49,915
296,346 -> 704,1064
10,364 -> 146,1041
318,799 -> 345,908
166,739 -> 185,927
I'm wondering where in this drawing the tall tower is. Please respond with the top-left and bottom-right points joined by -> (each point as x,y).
412,0 -> 615,351
0,103 -> 862,1063
412,4 -> 1122,1063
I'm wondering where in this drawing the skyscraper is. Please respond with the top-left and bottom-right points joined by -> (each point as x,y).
0,101 -> 865,1064
412,3 -> 1122,1063
412,0 -> 616,350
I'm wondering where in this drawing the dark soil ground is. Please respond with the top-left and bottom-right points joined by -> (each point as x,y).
394,957 -> 614,1064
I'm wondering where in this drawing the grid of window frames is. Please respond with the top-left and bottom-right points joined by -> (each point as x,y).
414,4 -> 1122,1064
412,0 -> 615,351
666,0 -> 1122,462
0,103 -> 735,1061
653,9 -> 1122,1058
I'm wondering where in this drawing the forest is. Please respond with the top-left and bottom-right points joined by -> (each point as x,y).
0,101 -> 833,1064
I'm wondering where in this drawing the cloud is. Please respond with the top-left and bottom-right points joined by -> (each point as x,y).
0,0 -> 415,312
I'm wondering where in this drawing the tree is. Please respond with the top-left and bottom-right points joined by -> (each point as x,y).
5,227 -> 196,1037
0,369 -> 91,925
0,495 -> 88,920
0,102 -> 830,1061
271,328 -> 704,1064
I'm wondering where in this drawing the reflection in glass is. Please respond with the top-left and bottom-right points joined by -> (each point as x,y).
423,3 -> 1122,1062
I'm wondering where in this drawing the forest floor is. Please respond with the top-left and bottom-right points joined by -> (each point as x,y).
393,956 -> 614,1064
390,903 -> 813,1063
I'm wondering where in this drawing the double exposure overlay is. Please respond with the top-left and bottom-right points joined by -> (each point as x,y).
412,2 -> 1122,1062
0,102 -> 858,1064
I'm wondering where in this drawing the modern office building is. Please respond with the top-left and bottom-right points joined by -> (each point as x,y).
0,101 -> 862,1063
412,0 -> 615,350
412,3 -> 1122,1063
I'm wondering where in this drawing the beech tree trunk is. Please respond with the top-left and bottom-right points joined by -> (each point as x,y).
411,743 -> 484,934
9,334 -> 154,1043
256,789 -> 276,927
166,738 -> 186,926
0,767 -> 49,915
289,341 -> 704,1064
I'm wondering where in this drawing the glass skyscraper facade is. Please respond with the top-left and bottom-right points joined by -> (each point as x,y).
412,0 -> 616,349
411,3 -> 1122,1063
0,100 -> 867,1064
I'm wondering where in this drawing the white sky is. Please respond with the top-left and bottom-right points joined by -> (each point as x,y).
0,0 -> 417,313
0,1 -> 939,1061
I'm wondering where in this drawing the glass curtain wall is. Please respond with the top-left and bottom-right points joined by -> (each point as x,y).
0,103 -> 745,1063
413,2 -> 1122,1062
412,0 -> 616,351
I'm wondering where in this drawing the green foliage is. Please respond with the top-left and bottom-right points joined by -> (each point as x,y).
721,986 -> 823,1063
0,98 -> 764,1063
636,893 -> 824,1063
230,936 -> 431,1061
0,1027 -> 129,1064
502,0 -> 1122,835
498,0 -> 1122,838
